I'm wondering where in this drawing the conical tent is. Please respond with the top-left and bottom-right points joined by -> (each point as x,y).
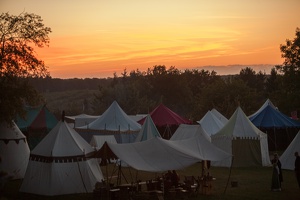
135,115 -> 161,142
0,121 -> 30,180
211,108 -> 228,125
280,130 -> 300,170
249,99 -> 300,128
197,110 -> 226,136
15,105 -> 58,149
138,104 -> 192,139
249,99 -> 300,151
211,107 -> 271,167
20,121 -> 104,196
76,101 -> 141,143
138,104 -> 192,126
170,124 -> 211,142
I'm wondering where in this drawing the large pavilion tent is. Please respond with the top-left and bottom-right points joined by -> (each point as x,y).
170,124 -> 211,142
15,105 -> 58,149
20,120 -> 104,196
76,101 -> 141,143
138,104 -> 192,139
248,99 -> 300,151
211,108 -> 228,125
135,115 -> 161,142
211,106 -> 271,167
107,135 -> 231,172
197,110 -> 226,136
0,121 -> 30,180
280,130 -> 300,170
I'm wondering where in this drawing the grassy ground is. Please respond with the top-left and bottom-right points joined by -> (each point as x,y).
1,162 -> 299,200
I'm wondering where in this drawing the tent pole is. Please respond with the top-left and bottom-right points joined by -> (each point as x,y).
77,158 -> 88,193
224,156 -> 234,194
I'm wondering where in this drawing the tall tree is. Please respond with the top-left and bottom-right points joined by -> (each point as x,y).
276,27 -> 300,114
0,12 -> 51,123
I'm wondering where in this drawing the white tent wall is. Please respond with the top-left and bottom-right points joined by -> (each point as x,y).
260,135 -> 272,167
280,131 -> 300,170
19,158 -> 103,196
90,135 -> 117,149
171,124 -> 211,142
211,137 -> 267,167
77,130 -> 138,144
210,136 -> 232,167
0,139 -> 29,179
0,121 -> 30,180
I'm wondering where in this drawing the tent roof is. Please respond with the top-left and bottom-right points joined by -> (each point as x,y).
108,136 -> 231,172
249,99 -> 300,128
32,121 -> 94,157
15,105 -> 58,131
138,104 -> 192,126
0,121 -> 26,140
135,115 -> 161,142
213,106 -> 267,139
77,101 -> 141,132
197,111 -> 226,136
65,114 -> 99,121
211,108 -> 228,124
170,124 -> 211,142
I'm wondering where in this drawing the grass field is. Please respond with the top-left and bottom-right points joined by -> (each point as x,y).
1,162 -> 299,200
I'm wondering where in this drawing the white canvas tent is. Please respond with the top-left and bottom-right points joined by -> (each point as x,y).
211,108 -> 228,124
280,130 -> 300,170
135,115 -> 161,142
20,121 -> 104,196
65,114 -> 99,128
108,136 -> 231,172
0,121 -> 30,180
211,107 -> 271,167
76,101 -> 141,143
90,135 -> 117,149
170,124 -> 211,142
197,111 -> 226,136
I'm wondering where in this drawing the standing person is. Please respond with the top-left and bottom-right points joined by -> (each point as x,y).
171,170 -> 180,187
271,153 -> 283,191
294,152 -> 300,188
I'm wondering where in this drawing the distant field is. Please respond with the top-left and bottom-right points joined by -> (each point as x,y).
41,89 -> 98,117
2,163 -> 300,200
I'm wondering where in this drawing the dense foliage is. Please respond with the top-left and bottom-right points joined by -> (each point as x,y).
0,12 -> 51,123
30,64 -> 298,122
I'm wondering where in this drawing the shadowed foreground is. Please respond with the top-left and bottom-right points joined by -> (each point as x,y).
2,163 -> 300,200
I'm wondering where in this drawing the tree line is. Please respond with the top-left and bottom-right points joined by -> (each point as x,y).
29,64 -> 299,123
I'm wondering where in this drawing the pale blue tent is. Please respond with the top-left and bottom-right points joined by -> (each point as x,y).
135,115 -> 161,142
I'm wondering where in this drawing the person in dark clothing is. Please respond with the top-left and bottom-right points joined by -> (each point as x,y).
271,153 -> 283,191
171,170 -> 180,187
294,152 -> 300,188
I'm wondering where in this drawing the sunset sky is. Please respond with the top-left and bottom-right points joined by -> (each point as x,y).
1,0 -> 300,78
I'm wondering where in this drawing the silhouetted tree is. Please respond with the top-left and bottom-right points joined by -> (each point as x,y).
0,12 -> 51,123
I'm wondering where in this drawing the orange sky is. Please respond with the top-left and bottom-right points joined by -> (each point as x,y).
1,0 -> 300,78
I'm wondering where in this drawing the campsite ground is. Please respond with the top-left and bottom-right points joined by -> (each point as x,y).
2,162 -> 300,200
